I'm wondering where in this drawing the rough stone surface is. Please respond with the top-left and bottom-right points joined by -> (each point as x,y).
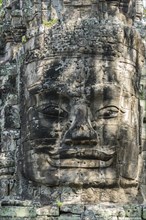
0,207 -> 36,217
142,206 -> 146,219
0,0 -> 146,219
36,206 -> 59,216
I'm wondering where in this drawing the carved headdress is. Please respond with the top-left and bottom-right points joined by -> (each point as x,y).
106,0 -> 143,20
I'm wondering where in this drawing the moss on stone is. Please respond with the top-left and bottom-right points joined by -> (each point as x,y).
43,19 -> 58,28
22,35 -> 27,44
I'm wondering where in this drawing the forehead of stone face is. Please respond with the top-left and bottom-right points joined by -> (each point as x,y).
40,57 -> 135,93
26,56 -> 137,99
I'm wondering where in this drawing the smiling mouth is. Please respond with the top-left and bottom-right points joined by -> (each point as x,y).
34,139 -> 116,168
58,148 -> 115,160
50,146 -> 115,168
51,139 -> 115,160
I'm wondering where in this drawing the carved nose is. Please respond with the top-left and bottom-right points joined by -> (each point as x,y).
65,106 -> 97,141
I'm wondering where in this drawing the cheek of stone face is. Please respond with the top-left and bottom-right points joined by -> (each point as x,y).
102,124 -> 119,147
97,120 -> 139,181
121,144 -> 139,180
116,125 -> 139,180
26,109 -> 60,139
22,148 -> 59,185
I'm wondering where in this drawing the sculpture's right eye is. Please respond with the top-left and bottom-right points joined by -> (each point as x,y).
41,106 -> 59,118
39,105 -> 68,119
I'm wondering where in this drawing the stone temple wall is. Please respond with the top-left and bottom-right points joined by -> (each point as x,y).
0,0 -> 146,219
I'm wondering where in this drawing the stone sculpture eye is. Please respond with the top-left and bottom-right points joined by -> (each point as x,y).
97,106 -> 124,119
39,105 -> 68,119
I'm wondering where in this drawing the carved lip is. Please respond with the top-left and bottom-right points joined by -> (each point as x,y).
64,139 -> 98,145
51,146 -> 115,161
59,139 -> 115,160
59,149 -> 115,161
59,158 -> 114,168
50,146 -> 115,168
49,156 -> 114,168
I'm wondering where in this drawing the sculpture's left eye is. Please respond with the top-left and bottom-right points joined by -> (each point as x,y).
39,105 -> 68,119
97,106 -> 124,119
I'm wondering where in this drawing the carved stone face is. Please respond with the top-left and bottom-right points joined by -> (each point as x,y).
21,55 -> 141,187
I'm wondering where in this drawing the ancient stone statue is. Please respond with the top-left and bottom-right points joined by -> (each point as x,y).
0,0 -> 146,215
19,0 -> 145,201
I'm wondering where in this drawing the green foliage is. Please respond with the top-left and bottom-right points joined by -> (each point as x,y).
0,0 -> 2,8
144,9 -> 146,17
43,19 -> 58,27
56,200 -> 63,207
22,35 -> 27,44
139,84 -> 145,100
140,91 -> 145,100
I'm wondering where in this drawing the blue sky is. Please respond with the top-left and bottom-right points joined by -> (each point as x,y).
143,0 -> 146,8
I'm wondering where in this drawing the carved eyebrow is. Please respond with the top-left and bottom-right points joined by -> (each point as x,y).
96,105 -> 125,113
